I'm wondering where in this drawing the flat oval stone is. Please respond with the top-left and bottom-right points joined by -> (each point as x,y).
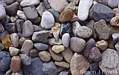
34,43 -> 48,51
62,33 -> 70,47
40,11 -> 55,29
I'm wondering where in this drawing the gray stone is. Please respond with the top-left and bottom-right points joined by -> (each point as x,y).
29,49 -> 38,58
70,37 -> 86,52
42,62 -> 58,75
22,20 -> 34,37
33,25 -> 42,32
49,38 -> 62,45
16,19 -> 24,35
95,0 -> 108,5
108,0 -> 119,8
0,4 -> 6,20
0,24 -> 4,33
4,0 -> 15,4
17,10 -> 27,20
55,61 -> 69,69
40,11 -> 55,29
23,6 -> 38,20
59,71 -> 68,75
34,43 -> 48,51
10,33 -> 19,47
90,3 -> 114,22
62,33 -> 70,47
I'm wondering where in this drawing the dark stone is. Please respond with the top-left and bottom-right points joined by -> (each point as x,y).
49,9 -> 59,22
4,23 -> 16,33
43,0 -> 51,9
0,24 -> 4,33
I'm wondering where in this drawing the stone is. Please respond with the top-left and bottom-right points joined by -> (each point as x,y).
5,2 -> 19,16
62,33 -> 70,48
94,19 -> 110,40
40,11 -> 55,29
99,49 -> 119,75
36,2 -> 46,16
33,25 -> 42,32
29,49 -> 38,58
10,33 -> 19,47
9,47 -> 19,56
17,10 -> 27,20
4,0 -> 15,4
43,0 -> 51,9
108,0 -> 119,8
70,53 -> 90,75
59,71 -> 68,75
32,30 -> 50,43
59,8 -> 74,22
0,24 -> 4,33
23,6 -> 38,20
61,48 -> 73,63
4,23 -> 16,33
0,4 -> 6,20
0,51 -> 11,72
90,3 -> 114,22
55,61 -> 69,69
39,51 -> 51,62
52,45 -> 65,53
34,43 -> 48,51
49,38 -> 62,45
95,0 -> 108,5
10,56 -> 21,73
49,48 -> 63,61
96,40 -> 108,51
21,40 -> 33,55
110,16 -> 119,27
22,20 -> 34,37
20,54 -> 31,66
48,0 -> 68,12
113,8 -> 119,16
23,58 -> 44,75
16,19 -> 24,35
73,21 -> 81,36
78,0 -> 93,21
18,37 -> 26,47
42,62 -> 58,75
76,26 -> 92,38
20,0 -> 40,7
112,33 -> 119,44
70,37 -> 86,52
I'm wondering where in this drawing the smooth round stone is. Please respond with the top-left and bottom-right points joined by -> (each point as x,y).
49,38 -> 62,45
10,33 -> 19,47
108,0 -> 119,8
55,61 -> 70,69
22,20 -> 34,37
10,56 -> 21,73
110,16 -> 119,27
48,0 -> 68,12
96,40 -> 108,51
78,0 -> 93,21
0,4 -> 6,20
21,40 -> 33,55
62,33 -> 70,47
0,51 -> 11,72
9,47 -> 19,56
40,11 -> 55,29
70,37 -> 86,52
42,62 -> 58,75
52,45 -> 65,53
29,49 -> 38,58
17,10 -> 27,20
59,71 -> 68,75
20,54 -> 31,66
39,51 -> 51,62
5,2 -> 19,16
77,26 -> 92,38
34,43 -> 48,51
20,0 -> 40,7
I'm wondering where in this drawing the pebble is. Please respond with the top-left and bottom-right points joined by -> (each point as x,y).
78,0 -> 93,21
108,0 -> 119,8
10,56 -> 21,73
62,33 -> 70,47
4,0 -> 15,4
0,51 -> 11,72
77,26 -> 93,38
17,10 -> 27,20
0,4 -> 6,20
18,37 -> 26,47
5,2 -> 19,16
112,33 -> 119,44
61,48 -> 73,63
21,40 -> 33,55
55,61 -> 70,69
20,54 -> 31,66
70,53 -> 90,75
39,51 -> 51,62
22,20 -> 34,37
94,19 -> 110,40
99,49 -> 119,75
96,40 -> 108,51
10,33 -> 19,47
90,3 -> 114,22
9,47 -> 19,56
110,16 -> 119,27
49,38 -> 62,45
59,71 -> 68,75
4,23 -> 16,33
52,45 -> 65,53
34,43 -> 48,51
23,6 -> 38,20
29,49 -> 38,58
73,21 -> 81,36
49,48 -> 63,61
48,0 -> 68,12
59,8 -> 74,22
32,30 -> 50,43
42,62 -> 58,75
20,0 -> 40,7
70,37 -> 86,52
40,11 -> 55,29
